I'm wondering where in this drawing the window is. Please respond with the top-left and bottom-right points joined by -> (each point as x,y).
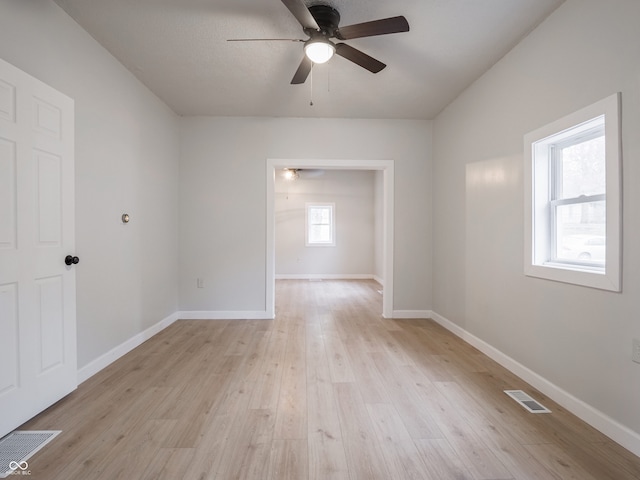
524,93 -> 621,291
306,203 -> 335,246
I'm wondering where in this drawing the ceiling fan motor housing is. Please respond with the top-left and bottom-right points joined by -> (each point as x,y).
306,5 -> 341,37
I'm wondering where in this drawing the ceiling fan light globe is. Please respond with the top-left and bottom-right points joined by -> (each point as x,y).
284,168 -> 299,180
304,41 -> 335,64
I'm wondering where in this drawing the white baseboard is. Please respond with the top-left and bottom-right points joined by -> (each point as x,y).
430,310 -> 640,458
392,309 -> 432,319
373,275 -> 384,286
275,274 -> 375,280
177,310 -> 273,320
77,311 -> 180,384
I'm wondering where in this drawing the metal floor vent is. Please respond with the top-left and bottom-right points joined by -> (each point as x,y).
0,431 -> 61,478
504,390 -> 551,414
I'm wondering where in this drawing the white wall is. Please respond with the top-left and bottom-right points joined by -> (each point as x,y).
0,0 -> 180,369
433,0 -> 640,443
374,170 -> 384,282
275,169 -> 375,277
179,117 -> 432,313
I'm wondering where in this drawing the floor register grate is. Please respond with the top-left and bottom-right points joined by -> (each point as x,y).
504,390 -> 551,414
0,431 -> 61,478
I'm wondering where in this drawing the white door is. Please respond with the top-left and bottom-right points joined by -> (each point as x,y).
0,57 -> 77,437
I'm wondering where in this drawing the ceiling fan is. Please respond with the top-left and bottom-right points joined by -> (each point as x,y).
283,168 -> 324,180
228,0 -> 409,84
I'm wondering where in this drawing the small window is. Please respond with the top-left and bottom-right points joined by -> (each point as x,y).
524,93 -> 621,291
306,203 -> 335,246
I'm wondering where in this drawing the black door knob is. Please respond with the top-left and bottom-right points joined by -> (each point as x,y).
65,255 -> 79,266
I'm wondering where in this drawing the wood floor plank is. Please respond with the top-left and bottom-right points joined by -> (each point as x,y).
332,382 -> 392,480
322,327 -> 357,383
241,326 -> 275,383
222,320 -> 258,356
94,419 -> 178,480
306,323 -> 342,440
180,411 -> 241,480
596,441 -> 640,479
248,324 -> 288,410
343,340 -> 392,404
413,438 -> 475,480
306,323 -> 350,480
267,439 -> 309,480
365,402 -> 434,479
307,433 -> 350,480
369,352 -> 444,440
274,323 -> 307,440
522,442 -> 603,480
139,447 -> 196,480
14,279 -> 640,480
215,408 -> 276,479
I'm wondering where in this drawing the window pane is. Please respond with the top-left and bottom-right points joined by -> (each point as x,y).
309,208 -> 322,224
309,207 -> 330,225
560,135 -> 605,198
555,200 -> 606,265
309,224 -> 331,243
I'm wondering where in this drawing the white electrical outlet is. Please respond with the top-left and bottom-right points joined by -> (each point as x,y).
633,339 -> 640,364
197,278 -> 204,288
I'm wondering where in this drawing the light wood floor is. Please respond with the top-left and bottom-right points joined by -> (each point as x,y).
18,280 -> 640,479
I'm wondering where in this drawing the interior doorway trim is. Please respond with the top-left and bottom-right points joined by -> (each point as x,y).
266,158 -> 394,318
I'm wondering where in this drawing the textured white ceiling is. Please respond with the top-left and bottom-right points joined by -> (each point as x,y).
53,0 -> 564,119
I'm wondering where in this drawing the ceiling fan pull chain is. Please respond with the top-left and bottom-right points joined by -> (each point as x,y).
309,63 -> 314,106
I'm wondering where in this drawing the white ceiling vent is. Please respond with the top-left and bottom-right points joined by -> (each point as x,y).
504,390 -> 551,414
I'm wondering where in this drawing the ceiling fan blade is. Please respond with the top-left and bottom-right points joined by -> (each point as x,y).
227,38 -> 304,42
335,16 -> 409,40
291,56 -> 312,84
281,0 -> 319,31
335,43 -> 386,73
299,168 -> 325,178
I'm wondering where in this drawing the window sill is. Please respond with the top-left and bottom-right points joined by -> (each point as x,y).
544,261 -> 605,274
525,262 -> 619,292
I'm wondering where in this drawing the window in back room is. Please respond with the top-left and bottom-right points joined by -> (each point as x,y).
306,203 -> 335,246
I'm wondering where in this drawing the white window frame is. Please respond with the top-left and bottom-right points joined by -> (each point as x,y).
524,93 -> 621,291
305,203 -> 336,247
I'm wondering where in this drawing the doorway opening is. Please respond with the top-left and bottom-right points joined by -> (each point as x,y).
266,158 -> 394,318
